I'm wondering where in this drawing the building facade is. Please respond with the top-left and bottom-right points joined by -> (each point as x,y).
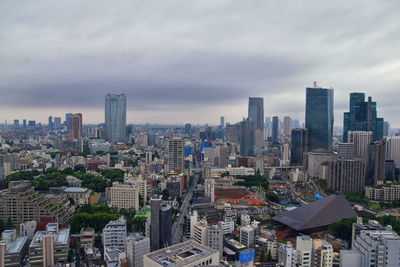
105,93 -> 127,144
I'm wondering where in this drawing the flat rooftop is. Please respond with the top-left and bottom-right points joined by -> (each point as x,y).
145,240 -> 216,267
0,236 -> 28,254
30,228 -> 70,248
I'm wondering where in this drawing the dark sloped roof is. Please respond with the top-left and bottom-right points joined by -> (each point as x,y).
272,194 -> 357,231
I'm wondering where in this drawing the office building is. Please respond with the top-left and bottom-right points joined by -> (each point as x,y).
338,143 -> 355,160
144,240 -> 219,267
306,150 -> 331,179
367,139 -> 386,186
109,182 -> 140,212
240,226 -> 255,247
385,136 -> 400,168
69,113 -> 82,139
272,116 -> 279,145
105,93 -> 127,143
226,124 -> 239,143
352,228 -> 400,267
126,233 -> 150,267
384,121 -> 390,137
239,118 -> 255,156
343,93 -> 384,142
291,128 -> 308,166
305,87 -> 334,152
204,178 -> 215,202
150,196 -> 172,251
168,137 -> 184,172
0,183 -> 74,227
283,116 -> 292,137
385,159 -> 396,180
48,116 -> 53,130
13,119 -> 19,129
327,158 -> 365,193
29,223 -> 70,267
348,131 -> 373,163
103,217 -> 127,252
248,97 -> 264,131
220,116 -> 224,128
53,117 -> 62,130
296,235 -> 312,267
0,230 -> 29,267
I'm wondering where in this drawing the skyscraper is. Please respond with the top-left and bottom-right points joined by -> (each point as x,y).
53,117 -> 62,130
150,196 -> 172,251
168,137 -> 184,172
220,116 -> 225,128
291,128 -> 308,166
248,97 -> 264,131
69,113 -> 82,139
239,118 -> 254,156
272,116 -> 279,145
105,93 -> 127,144
283,116 -> 292,137
305,87 -> 334,152
343,93 -> 384,142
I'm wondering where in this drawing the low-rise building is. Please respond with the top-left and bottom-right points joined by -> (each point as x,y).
0,230 -> 29,267
64,187 -> 92,206
109,182 -> 140,212
365,183 -> 400,201
81,228 -> 95,249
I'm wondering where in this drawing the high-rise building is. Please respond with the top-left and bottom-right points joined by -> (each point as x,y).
109,182 -> 140,212
205,178 -> 215,202
348,131 -> 373,163
105,93 -> 127,144
283,116 -> 292,137
327,157 -> 365,193
291,128 -> 308,166
69,113 -> 82,139
338,143 -> 355,160
367,139 -> 386,186
226,124 -> 239,143
278,241 -> 297,267
220,116 -> 225,128
248,97 -> 264,131
126,233 -> 150,267
168,137 -> 184,172
22,119 -> 26,129
53,117 -> 62,130
103,217 -> 127,252
272,116 -> 279,145
150,196 -> 172,251
65,113 -> 72,133
343,93 -> 384,142
305,87 -> 334,152
384,121 -> 390,137
48,116 -> 53,130
240,226 -> 255,248
296,235 -> 313,267
0,229 -> 29,267
13,119 -> 19,129
385,136 -> 400,168
184,123 -> 191,134
313,239 -> 333,267
239,118 -> 254,156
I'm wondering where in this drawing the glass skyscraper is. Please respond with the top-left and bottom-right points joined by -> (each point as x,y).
343,93 -> 384,142
272,116 -> 279,145
291,128 -> 308,165
239,118 -> 254,156
248,97 -> 264,131
305,87 -> 334,152
105,93 -> 127,144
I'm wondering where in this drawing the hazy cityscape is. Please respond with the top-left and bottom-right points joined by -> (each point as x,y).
1,1 -> 400,267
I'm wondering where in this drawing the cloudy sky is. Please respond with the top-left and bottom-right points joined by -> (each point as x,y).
1,0 -> 399,127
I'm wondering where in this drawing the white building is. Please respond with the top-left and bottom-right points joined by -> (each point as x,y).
307,151 -> 332,178
219,220 -> 234,235
296,235 -> 313,267
103,217 -> 127,253
109,182 -> 140,212
240,226 -> 255,248
348,131 -> 373,163
204,178 -> 215,202
241,213 -> 251,227
352,228 -> 400,267
126,233 -> 150,267
168,138 -> 184,172
278,241 -> 297,267
386,136 -> 400,168
313,239 -> 333,267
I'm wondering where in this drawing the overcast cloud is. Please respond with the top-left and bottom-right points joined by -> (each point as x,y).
1,0 -> 399,126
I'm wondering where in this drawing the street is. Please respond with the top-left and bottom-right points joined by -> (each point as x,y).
171,175 -> 197,244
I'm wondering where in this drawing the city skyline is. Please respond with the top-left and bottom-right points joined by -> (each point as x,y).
1,1 -> 399,126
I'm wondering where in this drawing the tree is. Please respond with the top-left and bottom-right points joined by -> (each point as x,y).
266,250 -> 272,262
266,190 -> 279,203
329,217 -> 357,246
6,217 -> 13,229
74,164 -> 86,173
260,249 -> 265,262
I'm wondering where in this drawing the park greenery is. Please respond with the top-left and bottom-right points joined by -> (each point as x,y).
234,174 -> 269,190
3,167 -> 125,193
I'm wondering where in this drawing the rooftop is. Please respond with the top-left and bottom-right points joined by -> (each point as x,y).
144,240 -> 217,267
64,187 -> 89,193
30,227 -> 70,248
0,236 -> 29,254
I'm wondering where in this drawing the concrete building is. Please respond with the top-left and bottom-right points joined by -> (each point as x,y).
204,178 -> 215,202
126,233 -> 150,267
105,93 -> 127,144
241,213 -> 251,227
103,217 -> 127,252
339,249 -> 362,267
220,220 -> 234,235
29,223 -> 70,267
313,239 -> 333,267
365,184 -> 400,201
338,143 -> 355,160
385,136 -> 400,168
64,187 -> 92,206
296,235 -> 313,267
193,217 -> 208,246
0,183 -> 74,227
240,226 -> 255,248
306,150 -> 331,179
69,113 -> 83,139
150,196 -> 172,251
277,241 -> 297,267
80,228 -> 95,249
0,230 -> 29,267
168,138 -> 184,172
143,240 -> 219,267
352,228 -> 400,267
327,158 -> 365,193
283,116 -> 292,137
291,128 -> 308,166
109,182 -> 140,212
367,139 -> 386,186
348,131 -> 373,163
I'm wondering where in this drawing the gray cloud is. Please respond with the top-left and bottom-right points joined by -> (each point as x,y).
0,0 -> 399,126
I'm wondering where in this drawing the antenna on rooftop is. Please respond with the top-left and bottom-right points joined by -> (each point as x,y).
313,81 -> 317,88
